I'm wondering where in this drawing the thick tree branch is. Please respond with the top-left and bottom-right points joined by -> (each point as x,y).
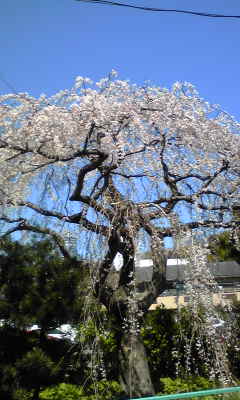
70,153 -> 108,201
143,194 -> 230,220
9,201 -> 109,236
201,159 -> 229,190
0,138 -> 108,163
154,219 -> 240,238
69,153 -> 116,219
112,172 -> 155,179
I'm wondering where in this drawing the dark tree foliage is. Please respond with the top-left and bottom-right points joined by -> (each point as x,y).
0,237 -> 89,330
141,307 -> 178,391
0,238 -> 89,399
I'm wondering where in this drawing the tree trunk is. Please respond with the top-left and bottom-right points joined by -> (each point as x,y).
118,331 -> 155,398
95,222 -> 168,397
32,386 -> 40,400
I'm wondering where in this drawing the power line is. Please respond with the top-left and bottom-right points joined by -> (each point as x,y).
75,0 -> 240,19
0,72 -> 17,94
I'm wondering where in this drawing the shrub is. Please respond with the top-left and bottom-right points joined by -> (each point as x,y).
87,380 -> 124,400
158,376 -> 217,400
40,380 -> 124,400
16,347 -> 60,389
40,383 -> 86,400
13,389 -> 33,400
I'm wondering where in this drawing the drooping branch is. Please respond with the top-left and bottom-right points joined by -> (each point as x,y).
0,219 -> 72,259
94,230 -> 121,298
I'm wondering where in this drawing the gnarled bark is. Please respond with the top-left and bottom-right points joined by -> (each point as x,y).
119,332 -> 154,398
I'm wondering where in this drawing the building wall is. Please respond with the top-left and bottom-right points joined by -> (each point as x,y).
149,291 -> 240,310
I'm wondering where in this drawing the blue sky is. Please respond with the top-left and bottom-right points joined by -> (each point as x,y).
1,0 -> 240,118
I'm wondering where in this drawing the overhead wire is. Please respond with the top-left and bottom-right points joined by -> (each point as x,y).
75,0 -> 240,19
0,72 -> 18,94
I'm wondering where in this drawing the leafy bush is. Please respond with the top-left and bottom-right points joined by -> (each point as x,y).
224,393 -> 240,400
40,380 -> 124,400
158,376 -> 217,400
40,383 -> 86,400
87,380 -> 124,400
13,389 -> 33,400
159,377 -> 189,394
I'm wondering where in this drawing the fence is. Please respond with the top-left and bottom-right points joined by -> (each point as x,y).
131,386 -> 240,400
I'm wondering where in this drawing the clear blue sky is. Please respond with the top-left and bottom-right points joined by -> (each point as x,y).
1,0 -> 240,118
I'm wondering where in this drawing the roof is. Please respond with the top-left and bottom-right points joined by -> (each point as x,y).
135,260 -> 240,283
135,267 -> 153,282
167,261 -> 240,282
167,259 -> 188,265
166,264 -> 185,281
210,261 -> 240,278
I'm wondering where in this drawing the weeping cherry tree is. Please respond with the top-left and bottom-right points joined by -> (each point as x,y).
0,71 -> 240,396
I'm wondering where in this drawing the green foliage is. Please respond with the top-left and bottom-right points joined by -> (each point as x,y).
158,376 -> 216,400
13,389 -> 34,400
2,237 -> 240,397
159,377 -> 189,394
208,231 -> 240,262
16,347 -> 60,390
0,238 -> 88,330
39,381 -> 124,400
78,317 -> 117,353
141,307 -> 178,386
0,326 -> 33,398
226,301 -> 240,378
223,393 -> 240,400
40,383 -> 86,400
0,237 -> 91,397
208,207 -> 240,262
87,380 -> 124,400
0,364 -> 18,399
76,313 -> 119,381
0,323 -> 83,397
